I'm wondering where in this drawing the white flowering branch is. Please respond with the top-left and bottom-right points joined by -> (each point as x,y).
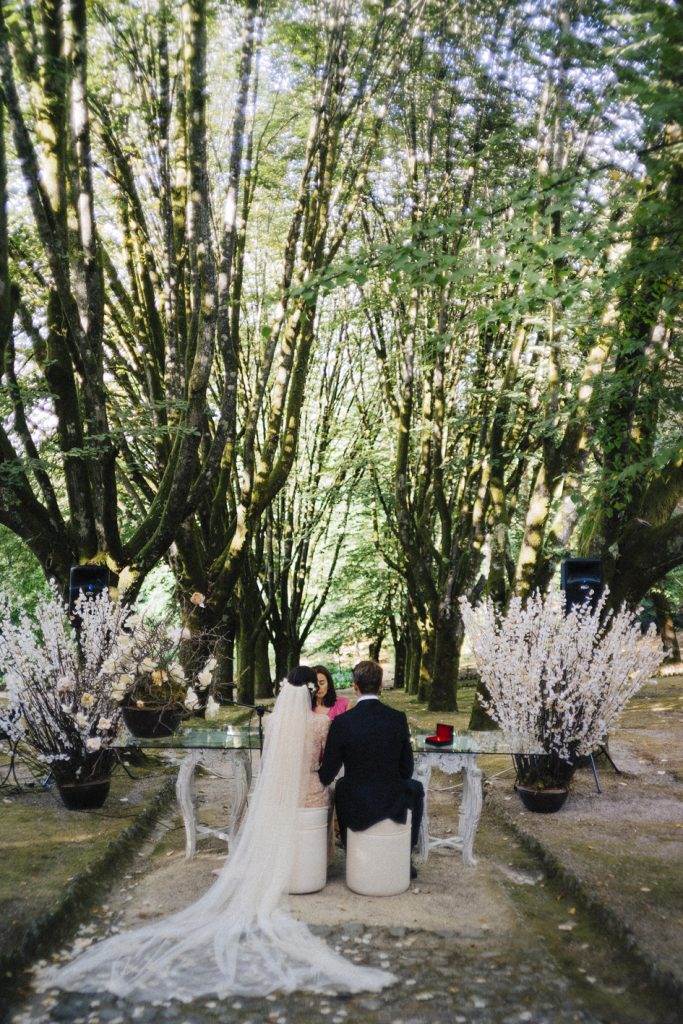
459,590 -> 664,762
0,586 -> 130,780
108,612 -> 217,712
0,587 -> 222,783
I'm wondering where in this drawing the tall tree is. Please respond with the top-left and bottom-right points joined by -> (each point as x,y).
260,328 -> 356,679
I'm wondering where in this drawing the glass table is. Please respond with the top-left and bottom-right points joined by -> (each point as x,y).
115,725 -> 260,859
411,730 -> 519,866
116,725 -> 519,867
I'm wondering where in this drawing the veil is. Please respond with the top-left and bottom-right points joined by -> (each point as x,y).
42,682 -> 395,1001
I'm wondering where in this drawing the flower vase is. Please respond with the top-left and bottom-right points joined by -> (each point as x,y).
512,753 -> 573,813
56,775 -> 112,810
122,703 -> 184,738
514,784 -> 569,813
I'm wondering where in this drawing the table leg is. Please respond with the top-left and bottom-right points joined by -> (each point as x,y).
226,749 -> 251,840
458,762 -> 483,867
176,750 -> 202,860
413,758 -> 433,864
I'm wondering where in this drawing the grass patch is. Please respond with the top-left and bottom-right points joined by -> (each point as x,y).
383,686 -> 476,731
0,765 -> 174,1006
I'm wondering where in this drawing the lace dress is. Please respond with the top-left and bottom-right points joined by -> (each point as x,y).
302,712 -> 330,808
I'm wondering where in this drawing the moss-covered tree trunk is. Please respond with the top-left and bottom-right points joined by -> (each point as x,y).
428,605 -> 459,712
417,621 -> 435,703
254,626 -> 273,699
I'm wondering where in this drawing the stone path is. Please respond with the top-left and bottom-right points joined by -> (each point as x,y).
486,676 -> 683,1000
10,746 -> 679,1024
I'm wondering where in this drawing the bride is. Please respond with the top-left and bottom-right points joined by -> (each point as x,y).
44,667 -> 394,1002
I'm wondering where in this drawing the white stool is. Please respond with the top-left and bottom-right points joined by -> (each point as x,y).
346,811 -> 412,896
289,806 -> 328,894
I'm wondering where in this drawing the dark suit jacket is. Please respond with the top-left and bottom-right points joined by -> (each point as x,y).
318,697 -> 415,832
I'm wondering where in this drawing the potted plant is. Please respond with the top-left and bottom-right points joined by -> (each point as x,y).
112,613 -> 217,738
0,586 -> 130,810
460,590 -> 664,812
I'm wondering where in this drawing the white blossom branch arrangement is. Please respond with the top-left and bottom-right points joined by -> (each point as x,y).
112,609 -> 218,714
459,589 -> 664,765
0,586 -> 130,781
0,587 -> 220,783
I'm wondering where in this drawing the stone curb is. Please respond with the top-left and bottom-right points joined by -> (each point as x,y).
0,773 -> 176,1018
485,785 -> 683,1005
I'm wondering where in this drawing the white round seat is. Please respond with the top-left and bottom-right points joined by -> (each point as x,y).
289,806 -> 329,894
346,811 -> 412,896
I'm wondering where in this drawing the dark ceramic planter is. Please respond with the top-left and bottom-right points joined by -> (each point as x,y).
515,784 -> 569,814
122,703 -> 184,738
56,776 -> 111,811
513,753 -> 576,788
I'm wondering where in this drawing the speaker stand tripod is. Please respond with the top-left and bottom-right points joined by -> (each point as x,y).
587,744 -> 623,794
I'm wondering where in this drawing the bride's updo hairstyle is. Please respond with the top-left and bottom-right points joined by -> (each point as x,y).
285,665 -> 317,707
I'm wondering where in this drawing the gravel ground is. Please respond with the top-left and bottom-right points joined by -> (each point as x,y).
486,676 -> 683,998
14,912 -> 679,1024
14,928 -> 647,1024
10,751 -> 679,1024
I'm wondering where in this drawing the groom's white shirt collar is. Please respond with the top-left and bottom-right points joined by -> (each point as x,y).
356,694 -> 380,703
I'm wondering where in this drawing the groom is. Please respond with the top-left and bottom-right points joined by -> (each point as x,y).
318,660 -> 424,872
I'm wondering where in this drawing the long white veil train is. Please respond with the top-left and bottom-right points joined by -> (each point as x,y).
43,682 -> 395,1001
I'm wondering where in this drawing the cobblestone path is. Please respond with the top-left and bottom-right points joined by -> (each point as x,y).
10,764 -> 679,1024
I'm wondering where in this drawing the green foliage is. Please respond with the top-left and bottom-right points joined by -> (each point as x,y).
0,0 -> 681,666
0,527 -> 50,610
313,501 -> 401,657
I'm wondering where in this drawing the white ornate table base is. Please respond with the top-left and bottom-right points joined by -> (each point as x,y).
174,748 -> 483,868
414,752 -> 483,867
176,749 -> 252,859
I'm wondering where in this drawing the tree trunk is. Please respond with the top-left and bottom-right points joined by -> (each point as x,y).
650,589 -> 681,661
406,612 -> 422,695
404,643 -> 412,691
213,618 -> 235,701
404,643 -> 415,695
273,635 -> 289,685
254,626 -> 273,698
388,611 -> 407,690
417,621 -> 435,703
236,575 -> 258,704
393,632 -> 407,690
369,634 -> 384,662
428,607 -> 460,712
468,679 -> 498,730
288,641 -> 303,671
236,624 -> 255,704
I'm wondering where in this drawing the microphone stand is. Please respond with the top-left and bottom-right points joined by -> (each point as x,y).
220,698 -> 269,751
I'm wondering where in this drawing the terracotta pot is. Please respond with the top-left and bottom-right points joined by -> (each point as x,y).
515,784 -> 569,813
122,703 -> 184,738
56,776 -> 111,811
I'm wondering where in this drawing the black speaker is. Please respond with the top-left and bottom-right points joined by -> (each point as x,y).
560,558 -> 603,614
68,565 -> 110,616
